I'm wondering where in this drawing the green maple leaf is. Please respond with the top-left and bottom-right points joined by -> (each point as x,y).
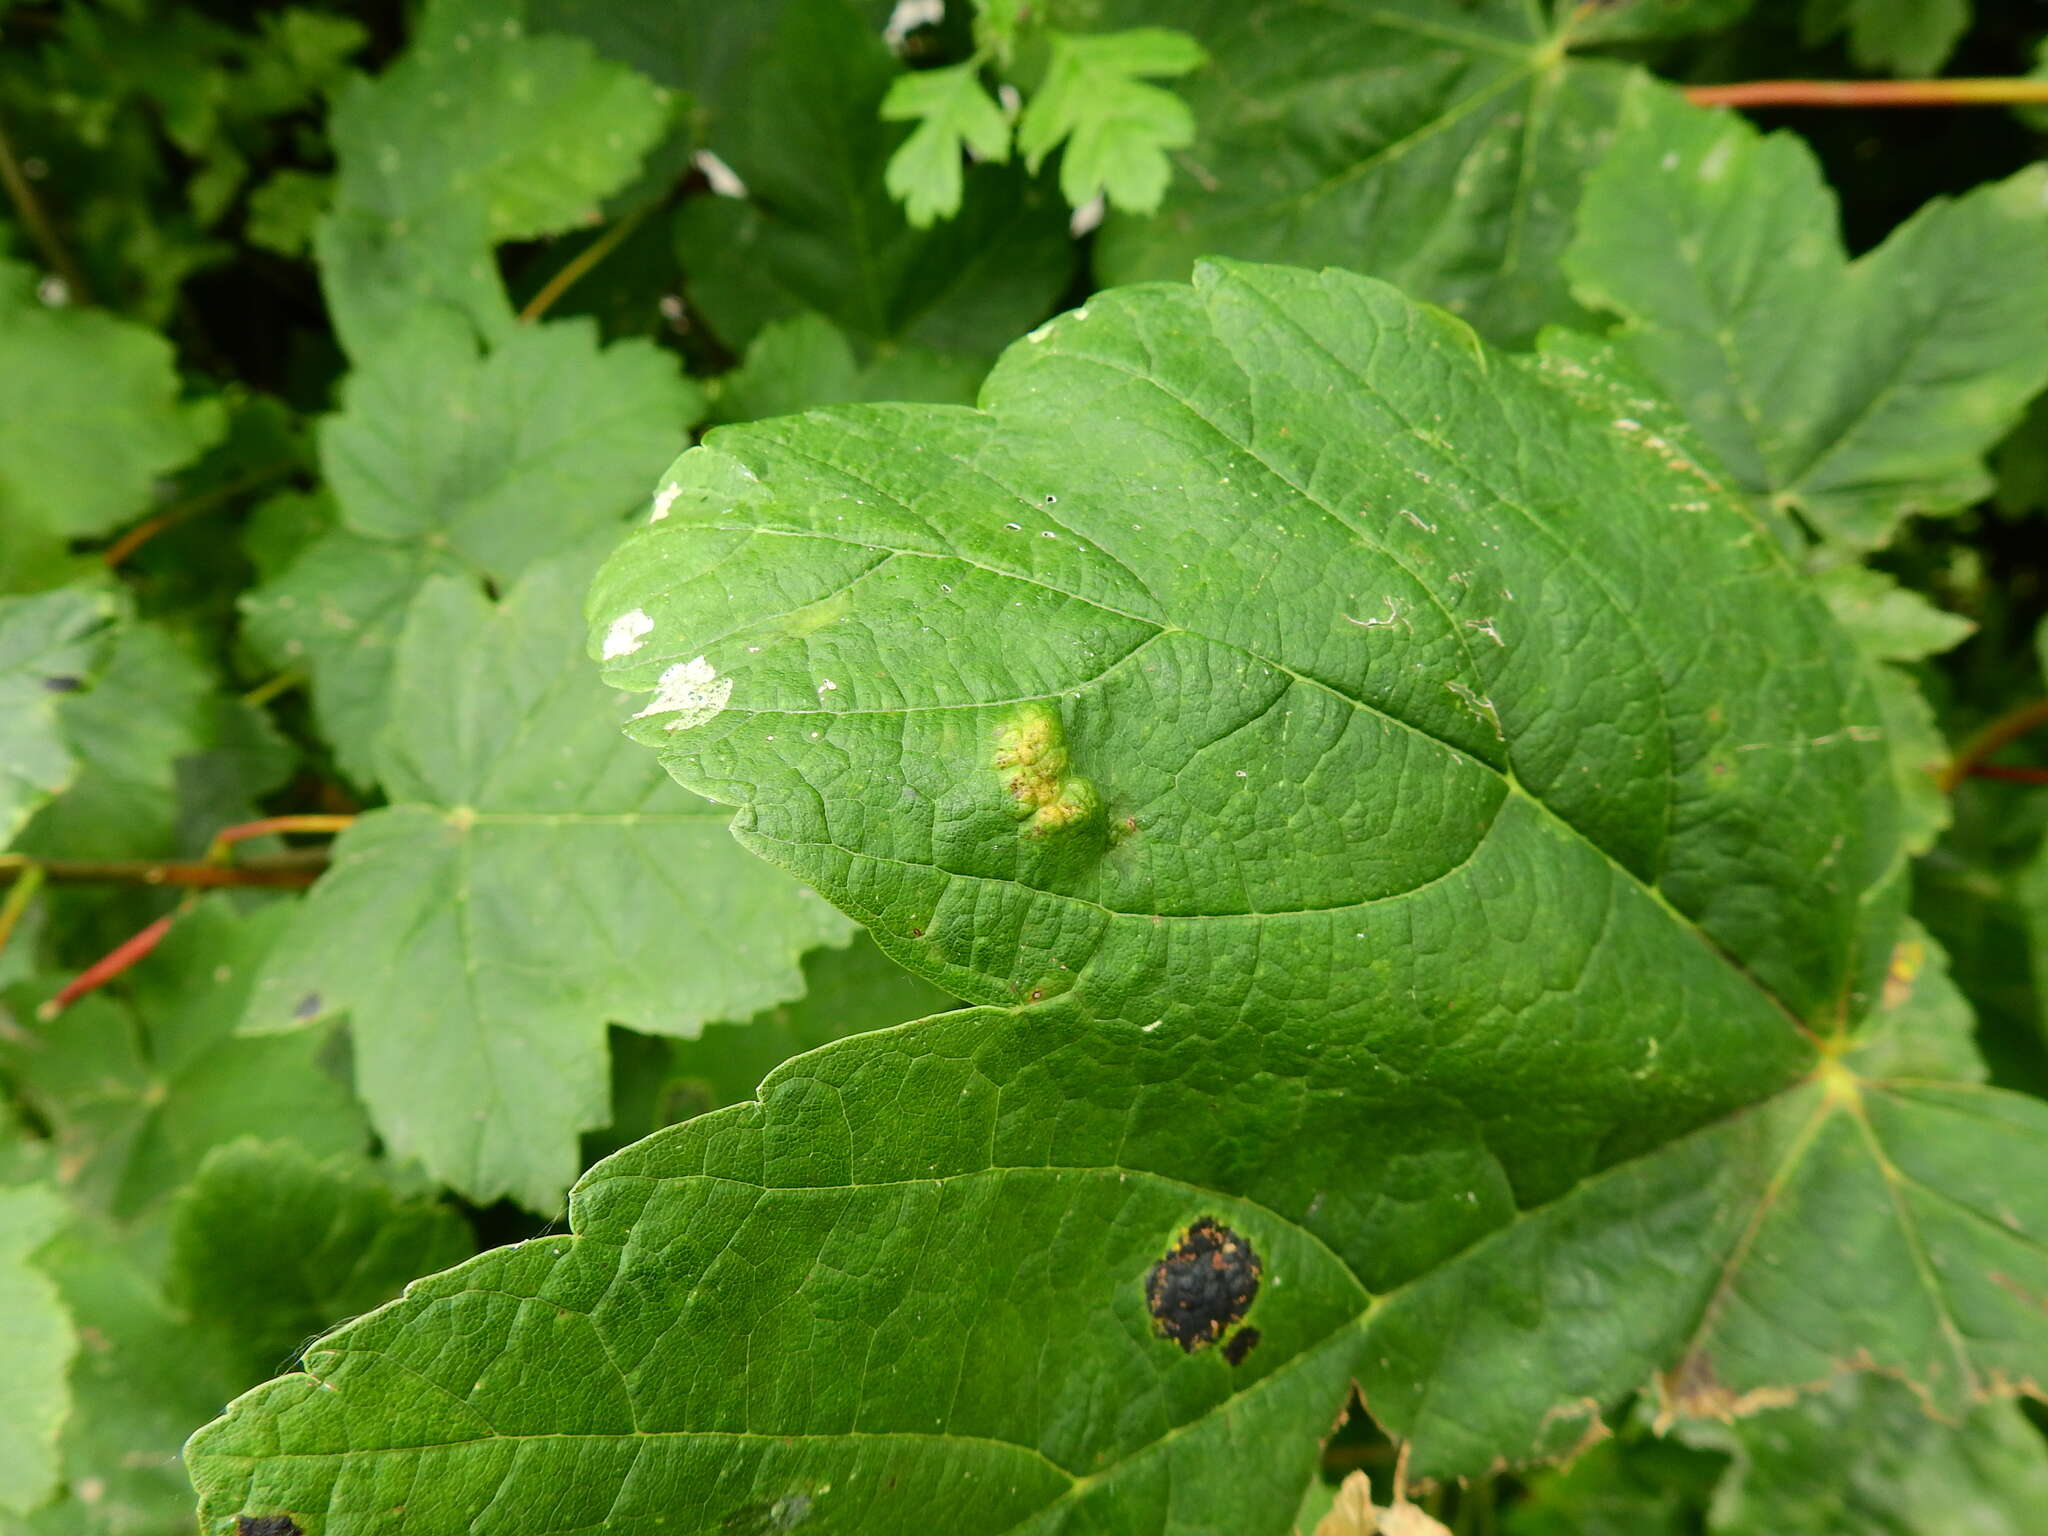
168,1140 -> 473,1388
706,312 -> 985,427
315,0 -> 670,355
13,619 -> 290,864
1802,0 -> 1970,77
1016,27 -> 1206,215
244,310 -> 700,786
1678,1373 -> 2048,1535
188,262 -> 2048,1531
0,1142 -> 466,1533
0,257 -> 221,565
0,1184 -> 73,1517
239,552 -> 854,1210
1566,80 -> 2048,553
0,590 -> 117,848
0,898 -> 368,1222
882,61 -> 1013,228
1088,0 -> 1763,346
1814,567 -> 1973,858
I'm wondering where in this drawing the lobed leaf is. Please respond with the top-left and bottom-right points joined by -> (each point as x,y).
1087,0 -> 1637,345
0,590 -> 117,848
1015,28 -> 1208,215
0,257 -> 221,563
241,553 -> 854,1211
1566,79 -> 2048,552
246,311 -> 700,785
315,0 -> 669,356
0,1184 -> 74,1516
882,61 -> 1013,229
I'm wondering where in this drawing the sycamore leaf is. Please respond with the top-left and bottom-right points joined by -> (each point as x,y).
240,552 -> 853,1211
191,263 -> 2048,1533
13,620 -> 289,864
0,1184 -> 73,1517
315,0 -> 669,355
1678,1373 -> 2048,1535
1802,0 -> 1970,78
1815,568 -> 1973,857
247,310 -> 699,786
0,257 -> 221,552
673,0 -> 1073,360
1564,0 -> 1759,43
706,311 -> 984,427
600,933 -> 960,1157
169,1140 -> 473,1387
1087,0 -> 1645,345
882,60 -> 1012,228
1566,79 -> 2048,552
0,590 -> 117,848
0,898 -> 367,1222
0,1145 -> 465,1534
1015,28 -> 1206,215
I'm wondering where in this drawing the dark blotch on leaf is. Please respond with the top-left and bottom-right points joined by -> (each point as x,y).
237,1518 -> 303,1536
1146,1216 -> 1260,1352
291,992 -> 323,1020
40,675 -> 81,692
1223,1326 -> 1262,1366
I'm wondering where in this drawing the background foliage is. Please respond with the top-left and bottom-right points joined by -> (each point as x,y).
5,0 -> 2048,1532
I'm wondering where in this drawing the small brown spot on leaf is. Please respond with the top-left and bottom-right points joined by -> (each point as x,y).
237,1519 -> 303,1536
1223,1326 -> 1261,1365
1146,1217 -> 1260,1351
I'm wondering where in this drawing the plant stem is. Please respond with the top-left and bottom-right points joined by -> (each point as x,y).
42,913 -> 176,1017
206,813 -> 355,859
102,459 -> 299,569
0,103 -> 93,306
518,200 -> 657,324
1939,698 -> 2048,792
0,860 -> 46,962
0,852 -> 328,889
1970,763 -> 2048,784
1685,78 -> 2048,109
240,668 -> 306,709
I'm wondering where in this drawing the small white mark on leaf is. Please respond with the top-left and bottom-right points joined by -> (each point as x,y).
651,483 -> 681,521
817,678 -> 839,694
632,656 -> 733,732
693,149 -> 749,198
602,609 -> 655,659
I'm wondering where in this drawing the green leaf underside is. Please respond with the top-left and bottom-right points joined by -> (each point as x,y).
240,553 -> 853,1211
192,262 -> 2048,1530
1086,0 -> 1639,345
245,310 -> 699,787
315,6 -> 668,357
0,589 -> 116,847
2,898 -> 369,1223
0,257 -> 222,549
1566,79 -> 2048,552
0,1184 -> 74,1516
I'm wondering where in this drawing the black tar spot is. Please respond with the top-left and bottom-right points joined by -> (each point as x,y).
1146,1216 -> 1260,1352
291,992 -> 323,1020
41,675 -> 82,693
1223,1326 -> 1262,1366
237,1518 -> 303,1536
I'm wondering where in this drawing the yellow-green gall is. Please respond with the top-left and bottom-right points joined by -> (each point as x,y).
993,701 -> 1100,837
